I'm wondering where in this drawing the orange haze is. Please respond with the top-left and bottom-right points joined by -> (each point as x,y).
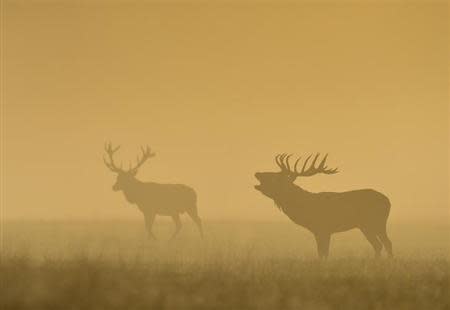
2,0 -> 448,222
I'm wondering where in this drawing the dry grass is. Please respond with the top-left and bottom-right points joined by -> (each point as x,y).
1,220 -> 449,310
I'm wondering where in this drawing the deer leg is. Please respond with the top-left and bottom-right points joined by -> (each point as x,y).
314,233 -> 331,259
361,229 -> 382,258
144,213 -> 157,240
377,230 -> 393,258
170,214 -> 182,241
187,209 -> 203,239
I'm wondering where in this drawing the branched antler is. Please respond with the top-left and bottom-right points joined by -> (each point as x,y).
129,146 -> 155,174
275,153 -> 338,177
103,143 -> 155,174
103,142 -> 123,173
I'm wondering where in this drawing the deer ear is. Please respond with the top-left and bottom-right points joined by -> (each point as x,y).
288,174 -> 297,182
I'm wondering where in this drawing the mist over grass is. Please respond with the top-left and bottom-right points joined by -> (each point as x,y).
2,220 -> 449,309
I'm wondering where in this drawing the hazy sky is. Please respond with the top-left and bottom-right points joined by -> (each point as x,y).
2,0 -> 448,221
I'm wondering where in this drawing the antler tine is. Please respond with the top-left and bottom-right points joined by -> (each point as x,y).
103,142 -> 123,173
293,156 -> 302,173
103,156 -> 114,170
278,153 -> 285,170
318,153 -> 329,169
129,145 -> 155,173
275,154 -> 283,170
296,153 -> 338,176
274,152 -> 338,177
308,153 -> 321,171
104,142 -> 120,154
281,153 -> 289,171
285,154 -> 293,171
301,154 -> 313,174
276,153 -> 303,174
318,153 -> 339,174
301,153 -> 320,176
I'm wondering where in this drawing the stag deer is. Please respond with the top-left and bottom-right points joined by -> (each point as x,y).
103,142 -> 203,240
254,154 -> 392,259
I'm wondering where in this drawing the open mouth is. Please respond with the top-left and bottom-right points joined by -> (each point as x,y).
254,174 -> 262,190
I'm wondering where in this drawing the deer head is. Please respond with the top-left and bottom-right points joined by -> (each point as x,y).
254,153 -> 338,196
103,142 -> 155,191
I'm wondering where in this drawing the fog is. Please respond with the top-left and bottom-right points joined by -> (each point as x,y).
2,0 -> 448,222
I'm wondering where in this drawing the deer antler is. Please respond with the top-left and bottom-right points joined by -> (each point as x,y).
275,153 -> 292,172
103,142 -> 124,173
276,153 -> 338,177
129,145 -> 155,174
103,143 -> 155,174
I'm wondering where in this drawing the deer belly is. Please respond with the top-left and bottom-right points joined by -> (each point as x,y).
298,204 -> 367,233
318,204 -> 384,233
146,192 -> 194,215
155,206 -> 187,216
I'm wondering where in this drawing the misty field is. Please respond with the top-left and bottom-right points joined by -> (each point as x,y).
1,220 -> 449,310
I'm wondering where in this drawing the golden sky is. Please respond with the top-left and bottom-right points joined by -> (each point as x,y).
2,0 -> 448,221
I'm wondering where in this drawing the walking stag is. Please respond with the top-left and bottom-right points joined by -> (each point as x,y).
103,142 -> 203,240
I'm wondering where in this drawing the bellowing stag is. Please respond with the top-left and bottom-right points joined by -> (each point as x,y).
254,154 -> 392,258
103,142 -> 203,240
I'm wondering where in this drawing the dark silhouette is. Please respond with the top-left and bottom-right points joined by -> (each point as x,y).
103,142 -> 203,240
254,154 -> 393,259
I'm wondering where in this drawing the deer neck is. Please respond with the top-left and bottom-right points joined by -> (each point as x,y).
121,178 -> 144,204
272,183 -> 311,211
272,183 -> 319,230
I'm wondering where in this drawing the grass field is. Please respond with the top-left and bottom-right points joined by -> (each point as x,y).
1,219 -> 449,309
